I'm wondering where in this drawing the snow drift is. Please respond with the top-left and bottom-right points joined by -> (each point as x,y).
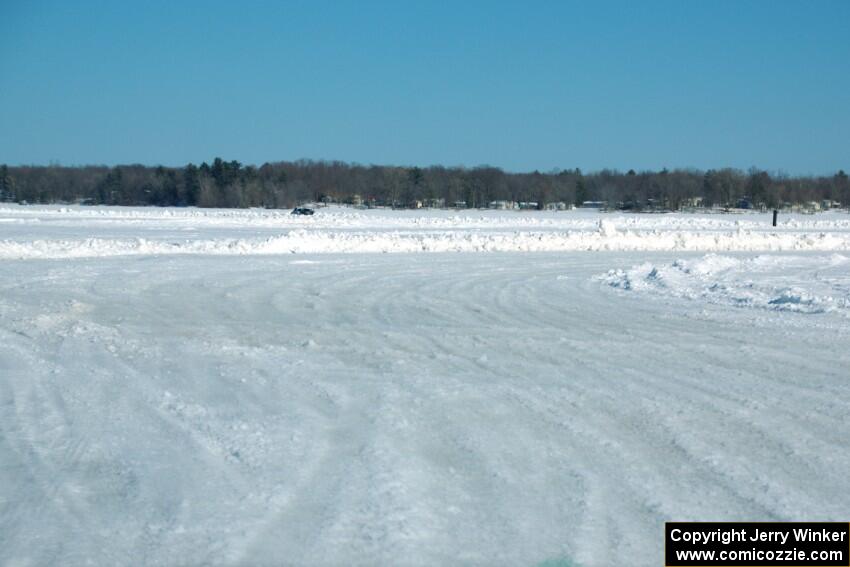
601,253 -> 850,315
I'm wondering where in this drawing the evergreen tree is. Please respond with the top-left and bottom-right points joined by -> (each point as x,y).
154,166 -> 179,206
183,164 -> 201,206
96,168 -> 123,205
0,165 -> 13,201
574,178 -> 587,206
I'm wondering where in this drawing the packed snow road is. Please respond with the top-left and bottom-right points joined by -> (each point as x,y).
1,206 -> 850,566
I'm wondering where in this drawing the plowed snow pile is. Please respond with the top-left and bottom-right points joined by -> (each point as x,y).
601,253 -> 850,315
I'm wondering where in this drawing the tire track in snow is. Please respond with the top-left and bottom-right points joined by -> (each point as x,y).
2,253 -> 850,566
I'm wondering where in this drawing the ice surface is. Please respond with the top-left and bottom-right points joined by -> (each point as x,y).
1,205 -> 849,566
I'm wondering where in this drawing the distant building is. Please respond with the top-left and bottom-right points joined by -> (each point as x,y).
489,200 -> 517,210
453,200 -> 467,208
518,201 -> 538,210
581,201 -> 606,208
544,202 -> 569,211
645,198 -> 669,211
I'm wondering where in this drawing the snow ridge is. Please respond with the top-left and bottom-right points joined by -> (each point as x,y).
601,253 -> 850,315
2,205 -> 850,258
2,229 -> 849,259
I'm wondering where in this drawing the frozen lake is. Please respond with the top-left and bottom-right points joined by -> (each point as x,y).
2,204 -> 850,257
1,205 -> 849,565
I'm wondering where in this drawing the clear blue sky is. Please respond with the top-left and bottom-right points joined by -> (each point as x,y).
2,0 -> 848,174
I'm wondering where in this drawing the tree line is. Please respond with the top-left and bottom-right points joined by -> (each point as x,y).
1,159 -> 848,211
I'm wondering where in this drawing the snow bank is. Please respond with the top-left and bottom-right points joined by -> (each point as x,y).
2,229 -> 850,259
601,253 -> 850,315
2,205 -> 850,259
2,204 -> 850,232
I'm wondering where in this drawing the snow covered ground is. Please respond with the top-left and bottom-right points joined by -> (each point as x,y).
2,204 -> 850,258
1,205 -> 849,566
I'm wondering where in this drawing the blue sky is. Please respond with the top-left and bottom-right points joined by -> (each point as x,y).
1,0 -> 848,173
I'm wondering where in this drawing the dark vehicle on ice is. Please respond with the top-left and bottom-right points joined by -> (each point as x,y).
291,207 -> 315,216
